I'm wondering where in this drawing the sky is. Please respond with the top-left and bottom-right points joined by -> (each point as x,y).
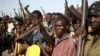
0,0 -> 98,17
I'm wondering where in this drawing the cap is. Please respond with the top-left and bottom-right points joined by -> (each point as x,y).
88,1 -> 100,16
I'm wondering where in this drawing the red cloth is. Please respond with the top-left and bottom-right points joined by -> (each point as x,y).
52,35 -> 76,56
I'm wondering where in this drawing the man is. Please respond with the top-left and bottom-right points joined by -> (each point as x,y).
71,18 -> 81,43
32,10 -> 53,56
44,13 -> 54,36
31,10 -> 46,47
84,1 -> 100,56
52,14 -> 76,56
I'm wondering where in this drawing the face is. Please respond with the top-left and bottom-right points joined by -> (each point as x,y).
54,15 -> 59,22
54,20 -> 67,37
46,14 -> 52,23
73,21 -> 81,31
33,14 -> 39,19
88,16 -> 100,31
16,25 -> 21,33
33,14 -> 42,23
21,41 -> 29,49
45,44 -> 52,53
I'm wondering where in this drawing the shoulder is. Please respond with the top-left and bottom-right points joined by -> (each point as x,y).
30,45 -> 40,50
27,45 -> 41,53
26,45 -> 41,56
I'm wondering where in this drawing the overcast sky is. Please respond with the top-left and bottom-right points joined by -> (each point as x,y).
0,0 -> 98,17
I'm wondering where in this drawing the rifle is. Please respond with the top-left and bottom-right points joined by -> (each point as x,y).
13,8 -> 18,16
14,0 -> 26,56
18,8 -> 20,16
64,0 -> 68,18
10,12 -> 12,18
40,6 -> 46,16
18,0 -> 25,23
1,11 -> 4,17
76,0 -> 88,56
24,5 -> 37,24
24,5 -> 53,45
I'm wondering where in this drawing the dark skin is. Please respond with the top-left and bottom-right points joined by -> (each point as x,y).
54,19 -> 68,39
88,16 -> 100,33
72,19 -> 82,41
73,20 -> 81,31
75,16 -> 100,45
88,16 -> 100,45
46,13 -> 52,24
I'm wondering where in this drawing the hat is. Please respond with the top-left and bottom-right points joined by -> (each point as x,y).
88,1 -> 100,16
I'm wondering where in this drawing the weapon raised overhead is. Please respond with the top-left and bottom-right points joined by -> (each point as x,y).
18,0 -> 25,22
64,0 -> 68,18
40,6 -> 46,16
24,4 -> 37,23
24,5 -> 53,45
13,8 -> 18,16
1,11 -> 5,17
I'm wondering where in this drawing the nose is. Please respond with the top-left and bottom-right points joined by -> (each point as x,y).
56,26 -> 60,30
91,17 -> 96,22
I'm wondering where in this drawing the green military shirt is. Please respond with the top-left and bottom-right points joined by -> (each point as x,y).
84,34 -> 100,56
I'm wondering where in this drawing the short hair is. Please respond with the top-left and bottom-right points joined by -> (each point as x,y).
55,13 -> 64,18
32,10 -> 42,19
55,13 -> 69,25
72,18 -> 81,24
55,15 -> 70,33
88,1 -> 100,17
46,13 -> 52,16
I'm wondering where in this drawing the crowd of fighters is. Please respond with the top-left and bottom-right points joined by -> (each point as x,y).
0,1 -> 100,56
